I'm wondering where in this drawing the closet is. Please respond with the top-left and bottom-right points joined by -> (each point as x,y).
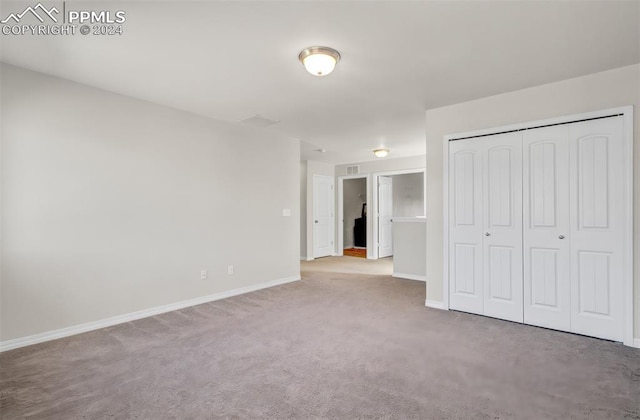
447,112 -> 630,342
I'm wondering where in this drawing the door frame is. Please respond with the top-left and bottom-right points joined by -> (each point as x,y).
312,174 -> 335,259
337,174 -> 371,257
372,168 -> 426,260
442,105 -> 634,346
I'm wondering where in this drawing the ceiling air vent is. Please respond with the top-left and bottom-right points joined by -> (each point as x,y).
346,165 -> 359,175
239,114 -> 280,128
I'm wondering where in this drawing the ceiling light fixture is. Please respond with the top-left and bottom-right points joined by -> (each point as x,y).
298,46 -> 341,76
373,148 -> 389,158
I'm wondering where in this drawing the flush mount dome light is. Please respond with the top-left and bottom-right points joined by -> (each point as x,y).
373,148 -> 389,158
298,46 -> 341,76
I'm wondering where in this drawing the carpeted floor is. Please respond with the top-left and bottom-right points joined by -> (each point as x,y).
304,255 -> 392,275
1,258 -> 638,419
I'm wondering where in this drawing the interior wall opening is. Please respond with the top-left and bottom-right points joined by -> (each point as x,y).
342,177 -> 367,258
375,171 -> 425,260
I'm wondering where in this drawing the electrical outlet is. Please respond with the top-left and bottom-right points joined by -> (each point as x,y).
200,269 -> 207,280
227,265 -> 234,275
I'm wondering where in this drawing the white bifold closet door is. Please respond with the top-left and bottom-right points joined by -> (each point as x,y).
449,132 -> 523,322
523,125 -> 571,332
568,117 -> 625,341
523,117 -> 625,341
450,115 -> 627,342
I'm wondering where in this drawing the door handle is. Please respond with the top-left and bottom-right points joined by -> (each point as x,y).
559,235 -> 565,239
315,220 -> 319,223
485,232 -> 490,236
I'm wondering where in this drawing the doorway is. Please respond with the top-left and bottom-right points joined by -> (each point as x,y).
337,175 -> 370,258
372,169 -> 426,259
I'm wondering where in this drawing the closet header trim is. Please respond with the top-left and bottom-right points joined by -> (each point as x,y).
449,113 -> 623,142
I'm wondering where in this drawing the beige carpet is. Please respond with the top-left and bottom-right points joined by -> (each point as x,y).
1,261 -> 638,419
302,255 -> 392,275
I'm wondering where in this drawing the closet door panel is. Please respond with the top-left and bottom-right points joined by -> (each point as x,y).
449,140 -> 483,315
523,126 -> 571,331
482,133 -> 523,322
569,117 -> 625,341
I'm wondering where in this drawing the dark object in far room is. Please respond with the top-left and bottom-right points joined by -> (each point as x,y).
354,203 -> 367,247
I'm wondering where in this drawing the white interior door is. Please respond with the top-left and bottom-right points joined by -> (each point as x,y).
313,175 -> 334,258
448,110 -> 631,343
449,139 -> 484,315
378,176 -> 393,258
523,125 -> 571,331
568,117 -> 625,341
482,133 -> 523,323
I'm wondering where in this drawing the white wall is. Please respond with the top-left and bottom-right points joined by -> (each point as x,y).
1,64 -> 300,342
391,173 -> 424,217
303,160 -> 334,259
342,178 -> 366,248
425,64 -> 640,338
393,219 -> 426,280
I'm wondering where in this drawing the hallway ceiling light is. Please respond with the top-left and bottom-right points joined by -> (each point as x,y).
298,46 -> 341,76
373,148 -> 389,158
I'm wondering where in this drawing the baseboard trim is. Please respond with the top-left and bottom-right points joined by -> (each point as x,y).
0,275 -> 301,353
425,299 -> 447,310
632,339 -> 640,349
300,256 -> 313,261
393,272 -> 427,282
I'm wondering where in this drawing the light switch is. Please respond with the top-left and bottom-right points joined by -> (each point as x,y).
282,209 -> 291,217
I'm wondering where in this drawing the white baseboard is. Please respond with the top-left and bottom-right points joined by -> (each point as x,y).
300,256 -> 313,261
425,299 -> 447,310
632,339 -> 640,349
393,272 -> 427,282
0,275 -> 301,353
